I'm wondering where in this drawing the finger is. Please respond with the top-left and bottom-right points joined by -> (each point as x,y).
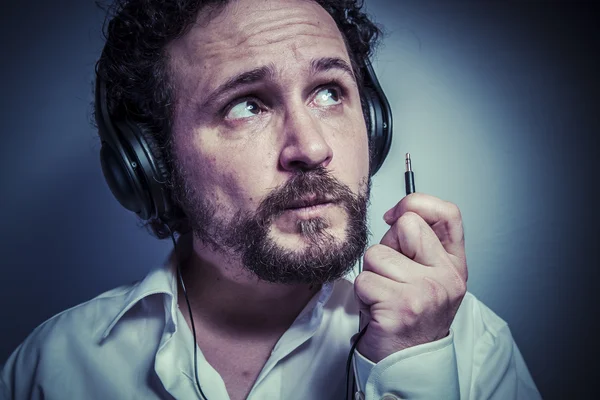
363,243 -> 429,283
363,244 -> 459,305
380,211 -> 450,268
363,244 -> 463,315
383,193 -> 465,261
354,270 -> 402,307
354,271 -> 400,331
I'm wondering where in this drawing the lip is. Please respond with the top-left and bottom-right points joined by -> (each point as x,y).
284,194 -> 333,210
284,202 -> 333,219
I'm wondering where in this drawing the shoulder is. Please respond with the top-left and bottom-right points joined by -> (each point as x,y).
0,282 -> 138,396
23,283 -> 136,349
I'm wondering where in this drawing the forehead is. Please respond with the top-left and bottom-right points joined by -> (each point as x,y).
167,0 -> 351,94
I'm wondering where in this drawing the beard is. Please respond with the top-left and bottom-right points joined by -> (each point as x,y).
171,165 -> 370,285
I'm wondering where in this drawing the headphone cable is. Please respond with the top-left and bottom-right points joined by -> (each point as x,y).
170,232 -> 210,400
345,323 -> 369,400
345,257 -> 369,400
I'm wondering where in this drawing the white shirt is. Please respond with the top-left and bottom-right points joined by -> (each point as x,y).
1,245 -> 541,400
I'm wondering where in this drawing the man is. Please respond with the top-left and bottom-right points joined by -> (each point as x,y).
1,0 -> 541,399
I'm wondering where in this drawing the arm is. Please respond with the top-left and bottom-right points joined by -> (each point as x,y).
352,294 -> 541,399
352,192 -> 540,399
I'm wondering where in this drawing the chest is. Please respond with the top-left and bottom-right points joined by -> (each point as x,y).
198,337 -> 280,400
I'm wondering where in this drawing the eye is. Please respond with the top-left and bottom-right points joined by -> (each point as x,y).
225,99 -> 263,120
313,87 -> 341,107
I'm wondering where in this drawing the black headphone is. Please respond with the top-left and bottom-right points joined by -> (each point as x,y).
95,59 -> 393,223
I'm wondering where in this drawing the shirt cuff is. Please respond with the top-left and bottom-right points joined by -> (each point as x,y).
353,330 -> 460,399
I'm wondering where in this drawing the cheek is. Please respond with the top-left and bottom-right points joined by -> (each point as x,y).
184,131 -> 280,209
354,130 -> 371,173
342,137 -> 370,190
328,115 -> 370,187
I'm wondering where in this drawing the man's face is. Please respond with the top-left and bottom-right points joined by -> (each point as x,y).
168,0 -> 371,284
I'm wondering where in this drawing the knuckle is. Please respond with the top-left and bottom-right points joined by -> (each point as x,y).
457,277 -> 467,297
445,201 -> 462,221
455,260 -> 469,284
440,202 -> 465,244
450,216 -> 464,234
403,193 -> 420,210
399,211 -> 420,224
354,271 -> 374,290
423,276 -> 445,304
448,271 -> 467,299
363,245 -> 384,268
400,311 -> 418,328
402,297 -> 424,319
397,212 -> 421,233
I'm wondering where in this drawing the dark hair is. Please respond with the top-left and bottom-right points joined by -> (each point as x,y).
96,0 -> 382,239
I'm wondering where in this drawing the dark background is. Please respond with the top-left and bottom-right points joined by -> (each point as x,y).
1,1 -> 598,398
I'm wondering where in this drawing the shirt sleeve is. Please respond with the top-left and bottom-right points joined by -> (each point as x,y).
353,330 -> 460,399
469,324 -> 541,399
352,297 -> 542,400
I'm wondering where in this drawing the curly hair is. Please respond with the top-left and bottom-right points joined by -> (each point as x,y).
95,0 -> 382,239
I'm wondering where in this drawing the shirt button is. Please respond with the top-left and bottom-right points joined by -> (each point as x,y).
354,391 -> 365,400
380,394 -> 400,400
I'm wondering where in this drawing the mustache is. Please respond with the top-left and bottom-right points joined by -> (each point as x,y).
255,167 -> 359,224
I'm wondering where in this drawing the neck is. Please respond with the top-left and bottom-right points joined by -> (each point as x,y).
177,237 -> 322,338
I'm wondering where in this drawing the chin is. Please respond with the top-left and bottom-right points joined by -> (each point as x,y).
272,218 -> 347,250
242,212 -> 367,285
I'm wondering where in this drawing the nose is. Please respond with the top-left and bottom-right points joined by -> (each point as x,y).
279,106 -> 333,172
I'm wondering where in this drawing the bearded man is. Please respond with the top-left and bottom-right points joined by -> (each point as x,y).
1,0 -> 541,399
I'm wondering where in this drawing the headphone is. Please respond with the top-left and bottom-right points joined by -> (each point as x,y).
95,59 -> 393,223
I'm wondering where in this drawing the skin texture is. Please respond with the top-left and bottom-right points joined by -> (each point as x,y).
167,0 -> 370,326
356,192 -> 468,362
165,0 -> 468,397
169,0 -> 369,268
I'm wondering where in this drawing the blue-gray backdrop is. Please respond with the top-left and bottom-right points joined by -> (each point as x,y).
1,1 -> 597,398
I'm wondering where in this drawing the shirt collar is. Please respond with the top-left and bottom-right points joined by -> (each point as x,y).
100,233 -> 340,341
100,234 -> 191,341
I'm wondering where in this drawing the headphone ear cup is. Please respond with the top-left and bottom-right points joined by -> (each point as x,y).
362,86 -> 379,174
362,60 -> 393,176
133,121 -> 173,218
99,140 -> 146,214
363,85 -> 391,176
107,118 -> 155,219
95,75 -> 172,222
134,122 -> 170,185
117,118 -> 172,221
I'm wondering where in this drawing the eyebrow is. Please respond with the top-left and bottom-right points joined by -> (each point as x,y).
201,64 -> 276,108
200,57 -> 356,109
310,57 -> 355,81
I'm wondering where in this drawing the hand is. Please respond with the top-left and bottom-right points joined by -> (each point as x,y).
354,193 -> 468,363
